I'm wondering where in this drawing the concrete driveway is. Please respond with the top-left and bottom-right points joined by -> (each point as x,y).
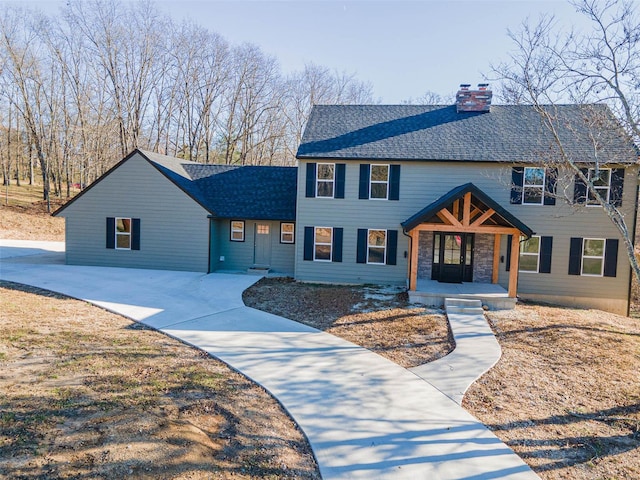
0,240 -> 537,479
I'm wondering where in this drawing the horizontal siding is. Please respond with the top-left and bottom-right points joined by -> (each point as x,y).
296,160 -> 636,304
216,220 -> 295,274
60,153 -> 210,272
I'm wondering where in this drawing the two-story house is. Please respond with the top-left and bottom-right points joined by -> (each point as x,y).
294,86 -> 638,315
53,85 -> 638,315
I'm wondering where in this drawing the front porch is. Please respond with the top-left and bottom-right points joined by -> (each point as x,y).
409,279 -> 516,310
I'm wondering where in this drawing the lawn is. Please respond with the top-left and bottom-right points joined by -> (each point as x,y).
0,282 -> 320,479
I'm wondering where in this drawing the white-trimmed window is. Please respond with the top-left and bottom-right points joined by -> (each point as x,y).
587,168 -> 611,205
314,227 -> 332,261
115,218 -> 132,250
581,238 -> 605,276
367,229 -> 387,264
316,163 -> 335,198
519,236 -> 540,272
523,167 -> 545,204
280,223 -> 294,244
370,165 -> 389,200
230,220 -> 245,242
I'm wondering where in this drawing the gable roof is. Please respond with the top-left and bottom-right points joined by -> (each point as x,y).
54,149 -> 297,221
401,182 -> 534,237
297,104 -> 638,164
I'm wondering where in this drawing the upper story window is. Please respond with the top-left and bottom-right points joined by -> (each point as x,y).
230,220 -> 245,242
523,167 -> 545,204
510,167 -> 556,206
116,218 -> 132,249
359,164 -> 400,201
587,168 -> 611,205
574,167 -> 624,207
370,165 -> 389,199
316,163 -> 335,198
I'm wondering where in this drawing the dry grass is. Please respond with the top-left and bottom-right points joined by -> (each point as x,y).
464,303 -> 640,479
0,282 -> 319,479
0,204 -> 65,241
243,277 -> 453,368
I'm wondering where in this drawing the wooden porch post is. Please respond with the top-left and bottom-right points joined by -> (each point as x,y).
492,234 -> 501,284
409,230 -> 419,291
508,233 -> 520,298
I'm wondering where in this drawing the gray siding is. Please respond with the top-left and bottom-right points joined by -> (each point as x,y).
59,153 -> 211,272
214,219 -> 295,274
296,159 -> 636,311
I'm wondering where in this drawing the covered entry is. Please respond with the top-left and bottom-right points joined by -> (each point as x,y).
402,183 -> 533,298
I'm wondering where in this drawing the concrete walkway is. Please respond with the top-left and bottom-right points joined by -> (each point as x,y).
411,298 -> 503,406
0,240 -> 538,480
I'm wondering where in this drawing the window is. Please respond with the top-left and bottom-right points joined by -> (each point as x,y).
115,218 -> 131,249
280,223 -> 294,243
230,220 -> 245,242
581,238 -> 605,276
370,165 -> 389,199
314,227 -> 332,261
256,224 -> 269,235
587,168 -> 611,205
367,229 -> 387,264
316,163 -> 335,198
523,167 -> 545,204
519,236 -> 540,272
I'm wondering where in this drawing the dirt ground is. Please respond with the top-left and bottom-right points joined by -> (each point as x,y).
0,281 -> 320,479
464,303 -> 640,479
242,277 -> 453,368
0,203 -> 65,241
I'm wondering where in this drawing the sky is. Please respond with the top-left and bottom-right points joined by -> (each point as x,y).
19,0 -> 593,103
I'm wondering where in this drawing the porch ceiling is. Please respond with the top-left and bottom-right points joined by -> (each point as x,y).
401,182 -> 533,237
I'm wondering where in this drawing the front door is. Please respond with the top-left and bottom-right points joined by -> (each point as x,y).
432,233 -> 474,283
253,223 -> 272,267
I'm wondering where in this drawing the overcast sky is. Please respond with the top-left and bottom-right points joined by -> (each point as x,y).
20,0 -> 591,103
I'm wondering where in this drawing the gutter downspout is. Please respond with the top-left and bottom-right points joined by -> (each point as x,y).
402,228 -> 412,290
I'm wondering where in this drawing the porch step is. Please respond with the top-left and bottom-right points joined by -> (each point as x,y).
409,290 -> 516,310
247,267 -> 270,275
444,298 -> 482,315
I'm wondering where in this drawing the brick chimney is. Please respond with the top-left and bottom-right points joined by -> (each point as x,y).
456,83 -> 492,113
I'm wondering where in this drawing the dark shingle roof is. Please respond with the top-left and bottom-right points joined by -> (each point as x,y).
401,183 -> 534,237
141,151 -> 297,221
297,104 -> 638,164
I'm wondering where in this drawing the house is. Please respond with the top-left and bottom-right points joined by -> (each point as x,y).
53,149 -> 297,274
294,86 -> 638,315
54,85 -> 638,315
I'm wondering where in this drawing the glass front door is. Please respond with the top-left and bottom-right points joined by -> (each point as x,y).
432,233 -> 473,283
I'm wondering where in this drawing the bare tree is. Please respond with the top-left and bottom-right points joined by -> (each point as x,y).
493,0 -> 640,282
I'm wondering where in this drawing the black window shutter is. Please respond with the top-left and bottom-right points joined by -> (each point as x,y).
603,239 -> 619,277
543,168 -> 557,205
356,229 -> 367,264
573,168 -> 588,204
359,164 -> 370,199
568,237 -> 583,275
132,218 -> 141,250
332,228 -> 343,262
505,234 -> 512,271
106,217 -> 115,249
335,164 -> 346,199
510,167 -> 523,204
539,236 -> 553,273
386,230 -> 398,265
305,163 -> 316,198
303,227 -> 314,261
389,165 -> 401,201
610,168 -> 624,207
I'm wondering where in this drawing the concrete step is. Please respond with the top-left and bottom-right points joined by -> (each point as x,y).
446,306 -> 485,315
445,298 -> 482,309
